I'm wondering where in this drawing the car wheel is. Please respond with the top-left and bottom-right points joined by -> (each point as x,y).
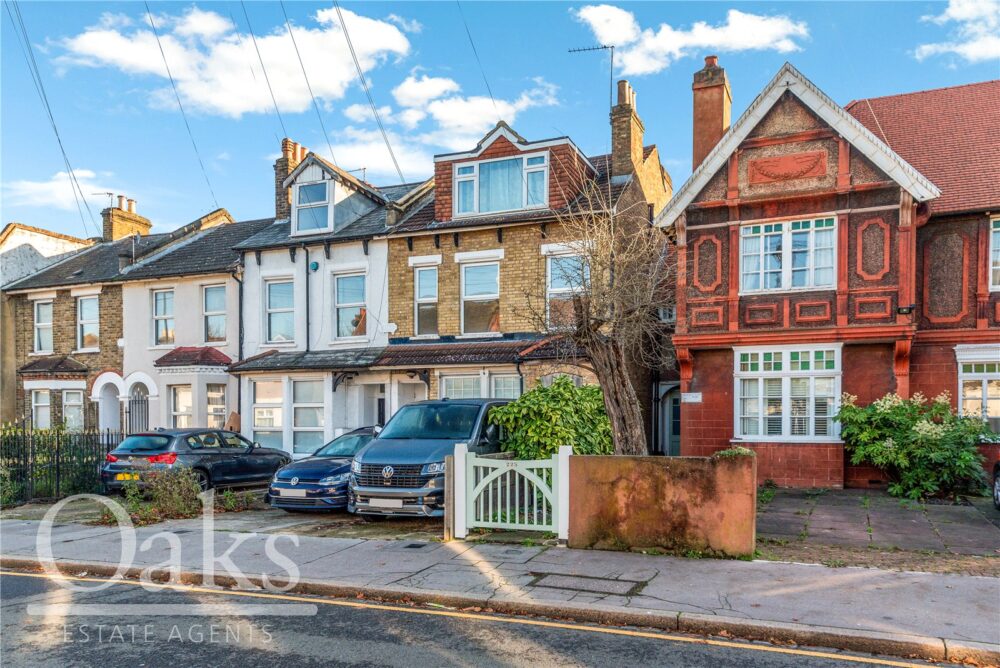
194,469 -> 211,492
993,469 -> 1000,511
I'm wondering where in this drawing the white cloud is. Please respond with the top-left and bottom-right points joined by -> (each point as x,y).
57,6 -> 411,117
574,5 -> 809,75
397,108 -> 427,130
386,13 -> 422,33
916,0 -> 1000,63
3,169 -> 118,212
392,74 -> 461,108
343,103 -> 394,124
327,127 -> 434,183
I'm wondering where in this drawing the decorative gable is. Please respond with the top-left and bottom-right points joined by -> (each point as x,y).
283,154 -> 382,236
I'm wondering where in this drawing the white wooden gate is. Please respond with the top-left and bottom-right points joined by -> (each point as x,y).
452,443 -> 570,540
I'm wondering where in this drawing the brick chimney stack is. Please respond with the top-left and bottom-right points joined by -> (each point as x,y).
691,55 -> 732,170
274,137 -> 309,220
610,80 -> 645,178
101,194 -> 152,241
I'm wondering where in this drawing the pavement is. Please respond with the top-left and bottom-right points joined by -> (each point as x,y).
2,517 -> 998,664
758,489 -> 1000,555
1,572 -> 946,668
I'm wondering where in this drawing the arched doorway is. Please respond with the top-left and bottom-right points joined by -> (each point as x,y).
98,383 -> 121,432
658,384 -> 682,456
126,383 -> 149,434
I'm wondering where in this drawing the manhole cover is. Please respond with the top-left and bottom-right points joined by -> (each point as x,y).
532,574 -> 644,596
404,543 -> 426,549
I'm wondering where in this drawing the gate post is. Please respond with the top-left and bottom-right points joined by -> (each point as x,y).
453,443 -> 468,539
557,445 -> 571,541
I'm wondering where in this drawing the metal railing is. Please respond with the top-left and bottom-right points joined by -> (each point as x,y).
0,423 -> 124,506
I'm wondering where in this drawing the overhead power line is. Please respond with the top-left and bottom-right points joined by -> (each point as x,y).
238,0 -> 288,139
455,0 -> 500,123
279,0 -> 337,166
144,2 -> 219,210
4,0 -> 98,237
333,1 -> 404,183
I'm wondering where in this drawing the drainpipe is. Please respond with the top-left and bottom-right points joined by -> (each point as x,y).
303,245 -> 310,352
651,368 -> 661,455
231,265 -> 244,418
515,358 -> 525,395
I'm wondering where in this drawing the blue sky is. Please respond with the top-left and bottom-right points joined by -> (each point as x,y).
2,1 -> 998,239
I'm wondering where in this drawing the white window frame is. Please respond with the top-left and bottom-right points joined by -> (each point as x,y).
739,217 -> 837,295
169,385 -> 192,428
441,375 -> 481,399
252,379 -> 283,448
206,383 -> 227,429
33,300 -> 53,353
490,374 -> 522,399
332,272 -> 367,341
31,389 -> 51,429
452,151 -> 549,217
264,279 -> 295,344
545,253 -> 589,329
292,180 -> 333,235
152,289 -> 175,346
291,378 -> 325,454
414,266 -> 439,338
460,261 -> 501,336
990,217 -> 999,292
202,284 -> 227,344
956,344 -> 1000,419
62,390 -> 84,431
732,344 -> 842,443
75,296 -> 99,352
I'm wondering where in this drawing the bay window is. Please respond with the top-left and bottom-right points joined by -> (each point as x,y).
76,296 -> 99,350
31,390 -> 50,429
415,266 -> 439,336
453,153 -> 548,216
152,289 -> 175,345
461,262 -> 500,335
292,379 -> 324,454
740,217 -> 836,293
294,181 -> 331,234
34,300 -> 53,352
546,254 -> 589,328
62,390 -> 84,430
252,380 -> 283,449
170,385 -> 192,428
203,285 -> 226,343
990,218 -> 999,291
265,280 -> 294,343
734,345 -> 841,441
956,344 -> 1000,420
334,274 -> 366,338
206,383 -> 227,429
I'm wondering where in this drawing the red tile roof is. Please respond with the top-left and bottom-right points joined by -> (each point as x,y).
154,347 -> 232,368
845,80 -> 1000,216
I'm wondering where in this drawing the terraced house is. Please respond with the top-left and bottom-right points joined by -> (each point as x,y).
377,81 -> 672,444
657,59 -> 999,487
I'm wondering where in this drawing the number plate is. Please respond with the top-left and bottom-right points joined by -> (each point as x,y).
279,489 -> 307,498
369,497 -> 403,509
115,473 -> 139,481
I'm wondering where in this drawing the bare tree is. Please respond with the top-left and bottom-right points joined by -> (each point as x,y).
519,176 -> 675,456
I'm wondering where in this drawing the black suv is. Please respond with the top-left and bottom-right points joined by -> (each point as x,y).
101,429 -> 290,492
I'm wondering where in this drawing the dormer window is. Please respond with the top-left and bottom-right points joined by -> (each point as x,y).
453,153 -> 548,216
294,181 -> 332,234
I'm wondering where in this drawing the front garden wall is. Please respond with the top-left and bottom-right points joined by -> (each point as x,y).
567,455 -> 756,556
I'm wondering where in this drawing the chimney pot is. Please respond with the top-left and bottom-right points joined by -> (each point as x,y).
127,198 -> 135,214
117,195 -> 126,210
691,56 -> 732,169
705,55 -> 719,68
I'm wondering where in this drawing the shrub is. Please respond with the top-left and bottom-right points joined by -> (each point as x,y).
837,392 -> 991,500
145,468 -> 202,519
0,466 -> 22,507
488,376 -> 612,459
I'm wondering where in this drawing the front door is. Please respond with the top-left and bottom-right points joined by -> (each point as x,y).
659,386 -> 682,456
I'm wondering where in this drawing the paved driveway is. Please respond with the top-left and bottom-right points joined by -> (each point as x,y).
757,489 -> 1000,556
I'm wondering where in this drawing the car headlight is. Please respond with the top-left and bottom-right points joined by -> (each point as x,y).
422,461 -> 447,475
318,473 -> 350,486
351,459 -> 361,474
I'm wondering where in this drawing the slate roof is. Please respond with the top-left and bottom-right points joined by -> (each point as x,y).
846,80 -> 1000,216
228,348 -> 384,373
234,182 -> 426,251
154,347 -> 233,368
18,355 -> 88,375
122,218 -> 274,280
374,338 -> 545,367
3,233 -> 173,291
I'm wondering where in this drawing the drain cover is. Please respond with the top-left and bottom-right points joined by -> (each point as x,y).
404,543 -> 426,549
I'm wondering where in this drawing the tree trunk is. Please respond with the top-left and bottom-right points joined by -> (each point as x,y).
585,337 -> 648,456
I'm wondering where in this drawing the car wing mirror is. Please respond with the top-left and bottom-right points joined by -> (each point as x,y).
373,425 -> 382,435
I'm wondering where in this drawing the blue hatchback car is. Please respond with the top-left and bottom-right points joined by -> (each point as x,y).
268,427 -> 376,511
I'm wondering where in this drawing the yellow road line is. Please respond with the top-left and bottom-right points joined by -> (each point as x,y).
1,569 -> 928,667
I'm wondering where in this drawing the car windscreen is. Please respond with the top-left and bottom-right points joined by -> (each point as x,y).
378,404 -> 480,440
115,435 -> 172,452
313,432 -> 374,457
